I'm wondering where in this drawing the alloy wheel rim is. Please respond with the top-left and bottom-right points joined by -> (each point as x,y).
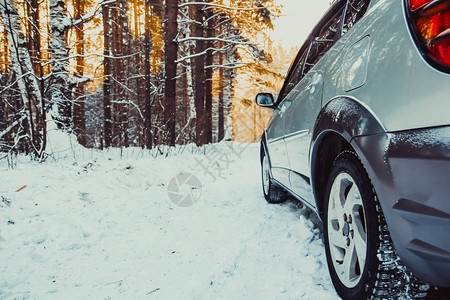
327,172 -> 367,288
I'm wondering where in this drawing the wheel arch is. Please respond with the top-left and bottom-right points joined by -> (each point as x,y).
311,96 -> 386,219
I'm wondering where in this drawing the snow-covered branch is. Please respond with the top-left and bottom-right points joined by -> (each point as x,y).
177,36 -> 253,45
0,115 -> 27,139
71,0 -> 118,27
204,62 -> 245,70
175,45 -> 231,63
179,2 -> 267,11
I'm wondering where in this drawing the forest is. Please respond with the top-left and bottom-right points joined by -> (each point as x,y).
0,0 -> 296,159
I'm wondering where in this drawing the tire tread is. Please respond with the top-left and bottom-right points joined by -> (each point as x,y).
331,151 -> 429,299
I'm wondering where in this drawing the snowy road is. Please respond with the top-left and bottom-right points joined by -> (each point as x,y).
0,142 -> 338,299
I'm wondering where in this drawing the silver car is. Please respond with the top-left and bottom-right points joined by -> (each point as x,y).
256,0 -> 450,298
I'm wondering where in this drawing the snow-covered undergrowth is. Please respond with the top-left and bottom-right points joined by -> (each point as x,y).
0,135 -> 338,299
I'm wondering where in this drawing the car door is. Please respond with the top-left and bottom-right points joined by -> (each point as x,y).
283,10 -> 343,204
284,68 -> 324,204
266,49 -> 308,188
266,100 -> 290,187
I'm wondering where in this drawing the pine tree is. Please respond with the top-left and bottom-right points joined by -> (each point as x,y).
102,1 -> 112,148
73,0 -> 86,145
164,0 -> 179,146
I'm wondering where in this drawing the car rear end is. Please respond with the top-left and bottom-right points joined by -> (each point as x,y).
348,0 -> 450,287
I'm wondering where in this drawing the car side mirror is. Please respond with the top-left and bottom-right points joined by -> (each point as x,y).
255,93 -> 275,108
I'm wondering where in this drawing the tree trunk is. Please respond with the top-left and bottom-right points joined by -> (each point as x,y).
102,2 -> 112,148
0,0 -> 44,156
110,1 -> 130,147
133,0 -> 145,147
222,38 -> 235,140
28,0 -> 46,149
218,37 -> 225,142
49,0 -> 72,130
176,0 -> 196,144
111,1 -> 125,147
164,0 -> 178,146
119,0 -> 130,147
193,1 -> 205,146
27,0 -> 42,76
1,24 -> 8,73
204,5 -> 214,144
73,0 -> 86,145
143,0 -> 153,149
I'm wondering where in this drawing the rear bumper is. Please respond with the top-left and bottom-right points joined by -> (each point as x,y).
352,126 -> 450,287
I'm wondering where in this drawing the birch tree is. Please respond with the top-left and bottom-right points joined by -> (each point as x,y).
48,0 -> 72,129
175,0 -> 195,144
0,0 -> 45,157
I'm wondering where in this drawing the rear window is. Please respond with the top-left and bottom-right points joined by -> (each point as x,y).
277,0 -> 372,103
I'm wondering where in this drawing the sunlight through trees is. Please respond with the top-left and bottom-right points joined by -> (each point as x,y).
0,0 -> 300,158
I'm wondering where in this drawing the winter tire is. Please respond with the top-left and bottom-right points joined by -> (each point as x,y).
324,152 -> 398,299
261,145 -> 287,204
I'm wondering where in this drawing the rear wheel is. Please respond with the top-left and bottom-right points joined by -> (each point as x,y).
323,152 -> 405,299
261,147 -> 287,204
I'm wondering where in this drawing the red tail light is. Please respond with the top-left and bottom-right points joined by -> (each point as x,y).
429,35 -> 450,66
409,0 -> 434,11
407,0 -> 450,71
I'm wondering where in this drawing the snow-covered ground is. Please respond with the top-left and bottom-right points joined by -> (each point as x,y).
0,135 -> 338,299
